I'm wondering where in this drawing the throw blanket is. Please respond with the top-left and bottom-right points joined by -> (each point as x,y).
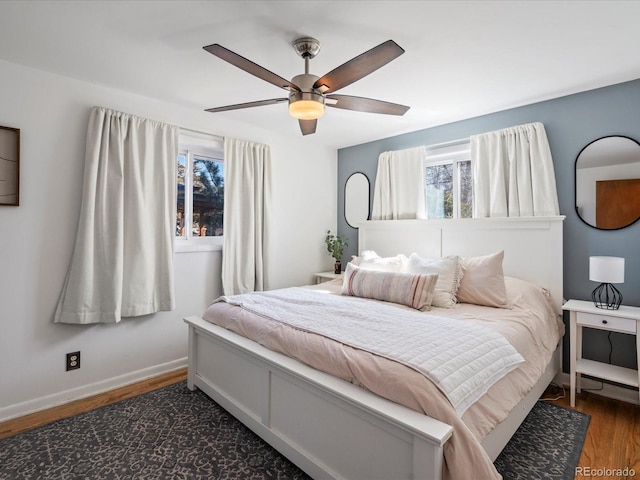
218,287 -> 524,415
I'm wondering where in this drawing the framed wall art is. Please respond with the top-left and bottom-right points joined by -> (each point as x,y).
0,125 -> 20,206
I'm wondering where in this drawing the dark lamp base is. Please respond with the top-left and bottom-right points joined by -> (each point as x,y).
591,282 -> 622,310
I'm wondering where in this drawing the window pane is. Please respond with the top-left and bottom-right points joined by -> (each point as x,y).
459,160 -> 473,218
192,156 -> 224,237
176,154 -> 186,237
425,164 -> 453,219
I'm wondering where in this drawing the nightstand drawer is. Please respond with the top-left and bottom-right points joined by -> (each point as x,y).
576,311 -> 637,334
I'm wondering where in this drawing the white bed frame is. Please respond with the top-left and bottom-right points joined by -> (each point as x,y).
184,216 -> 565,480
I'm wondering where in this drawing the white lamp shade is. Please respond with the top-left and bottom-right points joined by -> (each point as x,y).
589,256 -> 625,283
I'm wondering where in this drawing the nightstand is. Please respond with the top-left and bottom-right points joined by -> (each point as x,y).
562,299 -> 640,407
314,271 -> 344,284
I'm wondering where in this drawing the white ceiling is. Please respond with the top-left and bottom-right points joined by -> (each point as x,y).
1,1 -> 639,149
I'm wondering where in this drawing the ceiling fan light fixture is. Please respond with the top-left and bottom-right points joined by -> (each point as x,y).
288,91 -> 325,120
204,38 -> 408,135
289,99 -> 325,120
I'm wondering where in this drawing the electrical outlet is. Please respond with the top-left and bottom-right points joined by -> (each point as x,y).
66,351 -> 80,371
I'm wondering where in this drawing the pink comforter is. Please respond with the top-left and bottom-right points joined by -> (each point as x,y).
202,276 -> 564,479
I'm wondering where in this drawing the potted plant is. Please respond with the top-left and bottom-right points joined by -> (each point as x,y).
325,230 -> 348,274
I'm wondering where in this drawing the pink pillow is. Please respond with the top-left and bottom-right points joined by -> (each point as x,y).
457,251 -> 508,308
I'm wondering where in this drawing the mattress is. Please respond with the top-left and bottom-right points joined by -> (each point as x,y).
202,276 -> 564,479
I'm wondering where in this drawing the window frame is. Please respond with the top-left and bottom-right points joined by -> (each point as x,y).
175,132 -> 224,253
423,142 -> 472,219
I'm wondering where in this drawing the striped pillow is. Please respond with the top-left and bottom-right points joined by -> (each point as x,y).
403,254 -> 463,309
342,263 -> 439,311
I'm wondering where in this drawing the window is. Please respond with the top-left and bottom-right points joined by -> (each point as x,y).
176,132 -> 224,251
424,143 -> 472,219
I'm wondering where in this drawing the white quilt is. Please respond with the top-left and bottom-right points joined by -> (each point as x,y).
218,287 -> 524,415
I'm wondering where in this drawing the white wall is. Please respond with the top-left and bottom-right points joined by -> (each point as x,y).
0,59 -> 337,420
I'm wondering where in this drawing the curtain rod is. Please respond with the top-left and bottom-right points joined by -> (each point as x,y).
424,136 -> 470,150
179,126 -> 222,140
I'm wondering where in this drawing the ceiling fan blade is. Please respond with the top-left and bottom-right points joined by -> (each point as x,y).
204,43 -> 300,92
299,119 -> 317,136
313,40 -> 404,94
326,94 -> 410,116
205,98 -> 288,113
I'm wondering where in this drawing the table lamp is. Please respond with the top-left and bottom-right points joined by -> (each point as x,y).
589,256 -> 624,310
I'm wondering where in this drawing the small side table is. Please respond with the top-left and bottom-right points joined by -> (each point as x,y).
315,271 -> 344,284
562,299 -> 640,407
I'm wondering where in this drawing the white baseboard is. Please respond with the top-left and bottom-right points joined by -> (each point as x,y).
557,372 -> 639,406
0,357 -> 188,423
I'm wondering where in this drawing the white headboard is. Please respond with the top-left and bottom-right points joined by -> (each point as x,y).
358,217 -> 565,312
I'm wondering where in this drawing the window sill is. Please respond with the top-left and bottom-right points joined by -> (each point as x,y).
175,241 -> 223,254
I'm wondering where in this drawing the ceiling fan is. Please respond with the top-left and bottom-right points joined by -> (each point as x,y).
203,37 -> 410,135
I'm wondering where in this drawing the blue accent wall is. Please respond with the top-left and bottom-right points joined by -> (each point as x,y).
337,78 -> 640,373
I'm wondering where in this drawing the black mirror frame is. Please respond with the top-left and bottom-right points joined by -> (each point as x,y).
344,171 -> 371,229
574,134 -> 640,231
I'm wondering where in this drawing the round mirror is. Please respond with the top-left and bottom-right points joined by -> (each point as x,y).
575,136 -> 640,229
345,172 -> 370,228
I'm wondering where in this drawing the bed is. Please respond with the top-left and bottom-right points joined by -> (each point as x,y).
184,217 -> 565,479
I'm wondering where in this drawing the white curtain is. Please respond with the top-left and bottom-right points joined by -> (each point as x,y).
371,146 -> 426,219
54,107 -> 178,324
222,138 -> 272,295
471,122 -> 559,217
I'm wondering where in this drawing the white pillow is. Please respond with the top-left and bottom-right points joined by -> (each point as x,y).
354,250 -> 407,272
342,263 -> 438,311
350,250 -> 378,266
403,254 -> 462,309
457,250 -> 508,308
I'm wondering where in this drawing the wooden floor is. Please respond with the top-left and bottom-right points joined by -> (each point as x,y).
544,385 -> 640,480
0,368 -> 187,440
1,373 -> 638,480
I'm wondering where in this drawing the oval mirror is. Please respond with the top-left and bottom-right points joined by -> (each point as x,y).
345,172 -> 370,228
575,136 -> 640,230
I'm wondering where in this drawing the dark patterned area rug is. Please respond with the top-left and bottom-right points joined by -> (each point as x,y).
0,382 -> 309,480
494,400 -> 590,480
0,381 -> 589,480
